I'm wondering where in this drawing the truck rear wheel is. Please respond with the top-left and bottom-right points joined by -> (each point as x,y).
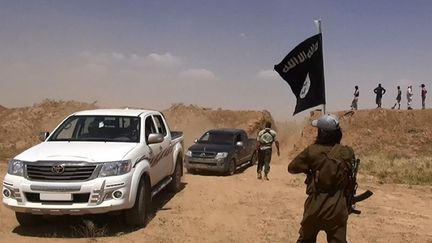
167,158 -> 182,193
15,212 -> 42,226
124,177 -> 151,227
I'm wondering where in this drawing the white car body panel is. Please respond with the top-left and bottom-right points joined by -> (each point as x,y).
15,142 -> 137,162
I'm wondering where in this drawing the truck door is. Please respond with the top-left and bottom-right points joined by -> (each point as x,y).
241,131 -> 253,161
144,115 -> 165,185
153,114 -> 173,176
240,131 -> 252,163
235,133 -> 247,163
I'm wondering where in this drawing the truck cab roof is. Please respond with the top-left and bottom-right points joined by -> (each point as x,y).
206,128 -> 245,134
73,108 -> 159,117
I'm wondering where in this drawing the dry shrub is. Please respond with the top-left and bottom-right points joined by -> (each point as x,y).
290,109 -> 432,185
360,155 -> 432,185
292,109 -> 432,158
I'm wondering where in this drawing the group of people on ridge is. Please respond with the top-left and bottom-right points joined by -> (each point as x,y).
350,83 -> 427,110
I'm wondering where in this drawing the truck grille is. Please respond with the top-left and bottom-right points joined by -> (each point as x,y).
189,161 -> 218,166
191,151 -> 216,159
26,162 -> 97,181
25,192 -> 90,203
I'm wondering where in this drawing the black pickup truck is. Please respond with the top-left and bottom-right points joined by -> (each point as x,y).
184,128 -> 257,175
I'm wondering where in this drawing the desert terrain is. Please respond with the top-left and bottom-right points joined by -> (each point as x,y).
0,100 -> 431,243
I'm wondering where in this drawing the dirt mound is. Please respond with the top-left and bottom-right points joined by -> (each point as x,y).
0,101 -> 275,160
163,104 -> 275,148
290,108 -> 432,159
0,105 -> 7,112
0,105 -> 8,123
0,103 -> 431,242
0,99 -> 97,159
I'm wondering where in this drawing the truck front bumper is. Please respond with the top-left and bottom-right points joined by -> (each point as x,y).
184,157 -> 228,172
2,173 -> 134,215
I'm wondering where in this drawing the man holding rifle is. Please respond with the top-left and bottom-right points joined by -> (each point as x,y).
288,114 -> 372,243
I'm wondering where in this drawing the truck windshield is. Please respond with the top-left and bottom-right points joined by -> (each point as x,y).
49,115 -> 140,143
198,132 -> 234,145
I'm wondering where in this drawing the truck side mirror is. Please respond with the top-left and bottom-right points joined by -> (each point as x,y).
194,139 -> 198,143
148,133 -> 164,144
39,132 -> 50,141
236,141 -> 244,147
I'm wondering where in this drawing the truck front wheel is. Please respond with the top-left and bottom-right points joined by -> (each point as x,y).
124,177 -> 151,227
226,159 -> 236,176
15,212 -> 42,226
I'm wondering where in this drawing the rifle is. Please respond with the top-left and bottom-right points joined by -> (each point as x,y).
346,159 -> 373,214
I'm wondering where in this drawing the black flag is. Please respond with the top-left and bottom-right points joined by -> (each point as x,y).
274,33 -> 325,115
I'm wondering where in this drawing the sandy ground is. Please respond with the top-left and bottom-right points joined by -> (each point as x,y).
1,155 -> 431,243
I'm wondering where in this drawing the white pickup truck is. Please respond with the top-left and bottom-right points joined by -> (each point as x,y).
2,109 -> 184,227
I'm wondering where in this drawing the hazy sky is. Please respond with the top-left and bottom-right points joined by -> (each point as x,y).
1,0 -> 431,120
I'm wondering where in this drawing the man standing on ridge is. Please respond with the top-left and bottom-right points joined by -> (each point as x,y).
288,114 -> 356,243
407,85 -> 413,110
256,121 -> 280,180
421,84 -> 427,109
391,86 -> 402,110
350,86 -> 359,110
373,83 -> 386,108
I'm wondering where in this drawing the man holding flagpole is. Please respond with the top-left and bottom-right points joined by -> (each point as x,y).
274,22 -> 366,243
288,114 -> 354,243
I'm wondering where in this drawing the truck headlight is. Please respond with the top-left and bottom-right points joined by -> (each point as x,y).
7,159 -> 24,176
99,160 -> 132,177
215,152 -> 228,159
185,150 -> 192,157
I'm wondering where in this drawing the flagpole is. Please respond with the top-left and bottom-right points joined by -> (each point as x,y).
314,19 -> 326,115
